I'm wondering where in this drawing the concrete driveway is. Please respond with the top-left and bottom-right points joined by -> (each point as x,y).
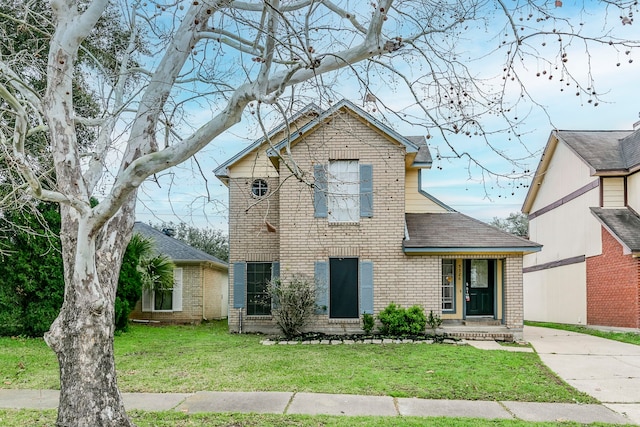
525,325 -> 640,424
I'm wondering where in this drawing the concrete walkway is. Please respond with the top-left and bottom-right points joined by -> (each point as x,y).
524,325 -> 640,425
1,326 -> 638,425
0,389 -> 632,424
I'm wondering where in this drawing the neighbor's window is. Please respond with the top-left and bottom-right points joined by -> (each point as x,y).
247,262 -> 272,315
154,286 -> 173,311
442,259 -> 455,311
251,179 -> 269,197
328,160 -> 359,223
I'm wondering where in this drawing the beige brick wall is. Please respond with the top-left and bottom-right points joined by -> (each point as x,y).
504,256 -> 524,340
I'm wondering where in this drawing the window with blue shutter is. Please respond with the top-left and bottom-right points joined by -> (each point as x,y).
314,165 -> 327,218
271,261 -> 281,310
233,262 -> 246,309
359,261 -> 374,314
315,162 -> 373,221
360,164 -> 373,218
314,261 -> 328,314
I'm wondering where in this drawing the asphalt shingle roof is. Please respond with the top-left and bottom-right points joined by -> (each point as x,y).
557,130 -> 638,171
590,207 -> 640,253
404,213 -> 541,252
133,222 -> 228,266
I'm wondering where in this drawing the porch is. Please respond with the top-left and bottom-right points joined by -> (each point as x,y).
441,318 -> 521,342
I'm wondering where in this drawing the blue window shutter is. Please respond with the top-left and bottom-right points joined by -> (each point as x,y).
233,262 -> 246,309
360,261 -> 374,314
314,164 -> 327,218
271,262 -> 280,281
314,261 -> 328,314
360,164 -> 373,218
271,261 -> 281,310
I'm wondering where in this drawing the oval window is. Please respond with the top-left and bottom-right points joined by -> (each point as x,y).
251,179 -> 268,197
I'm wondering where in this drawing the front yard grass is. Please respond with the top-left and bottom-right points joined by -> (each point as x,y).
0,409 -> 622,427
526,321 -> 640,346
0,320 -> 595,403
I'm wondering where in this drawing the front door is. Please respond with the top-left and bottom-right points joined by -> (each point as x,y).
329,257 -> 359,318
465,259 -> 495,316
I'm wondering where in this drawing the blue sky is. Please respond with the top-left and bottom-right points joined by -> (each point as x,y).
134,2 -> 639,231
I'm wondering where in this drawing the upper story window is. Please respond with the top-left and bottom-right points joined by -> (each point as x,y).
251,179 -> 269,197
328,160 -> 360,223
313,161 -> 373,221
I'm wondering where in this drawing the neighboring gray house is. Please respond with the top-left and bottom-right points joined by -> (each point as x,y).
130,222 -> 229,323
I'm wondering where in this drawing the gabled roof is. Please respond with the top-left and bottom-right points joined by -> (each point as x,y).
403,213 -> 541,254
265,99 -> 421,158
214,103 -> 322,181
214,99 -> 431,181
133,222 -> 228,269
590,207 -> 640,255
522,128 -> 639,213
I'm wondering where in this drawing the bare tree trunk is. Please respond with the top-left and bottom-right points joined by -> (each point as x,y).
45,204 -> 136,427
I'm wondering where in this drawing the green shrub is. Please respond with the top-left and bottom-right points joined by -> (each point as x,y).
269,275 -> 317,339
0,201 -> 149,336
361,313 -> 375,335
377,303 -> 426,336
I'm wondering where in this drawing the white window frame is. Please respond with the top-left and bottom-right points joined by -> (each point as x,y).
142,267 -> 183,312
442,259 -> 455,312
327,160 -> 359,223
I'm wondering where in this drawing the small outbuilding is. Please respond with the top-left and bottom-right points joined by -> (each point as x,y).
129,222 -> 229,323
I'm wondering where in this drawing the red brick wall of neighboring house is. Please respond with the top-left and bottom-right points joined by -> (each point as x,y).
586,227 -> 640,328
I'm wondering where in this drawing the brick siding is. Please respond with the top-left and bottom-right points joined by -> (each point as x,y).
586,227 -> 640,328
227,110 -> 524,340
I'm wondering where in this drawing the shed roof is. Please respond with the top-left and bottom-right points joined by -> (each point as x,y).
590,207 -> 640,254
403,213 -> 541,254
133,222 -> 228,268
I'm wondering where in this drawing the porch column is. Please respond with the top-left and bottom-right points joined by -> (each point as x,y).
504,256 -> 524,341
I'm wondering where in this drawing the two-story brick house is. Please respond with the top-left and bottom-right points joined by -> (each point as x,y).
522,127 -> 640,329
215,100 -> 541,341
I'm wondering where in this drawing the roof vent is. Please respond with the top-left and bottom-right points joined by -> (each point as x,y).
162,228 -> 175,237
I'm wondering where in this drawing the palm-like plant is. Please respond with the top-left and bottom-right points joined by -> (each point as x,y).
139,252 -> 175,292
125,233 -> 175,292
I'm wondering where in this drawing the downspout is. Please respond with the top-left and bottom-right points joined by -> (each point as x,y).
202,264 -> 207,321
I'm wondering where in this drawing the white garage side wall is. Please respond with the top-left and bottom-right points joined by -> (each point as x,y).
525,190 -> 601,268
530,141 -> 594,209
523,262 -> 587,325
628,171 -> 640,212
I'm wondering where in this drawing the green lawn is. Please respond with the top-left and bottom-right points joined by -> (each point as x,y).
526,321 -> 640,346
0,409 -> 625,427
1,321 -> 594,403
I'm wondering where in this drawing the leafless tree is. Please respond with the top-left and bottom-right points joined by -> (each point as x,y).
0,0 -> 637,425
